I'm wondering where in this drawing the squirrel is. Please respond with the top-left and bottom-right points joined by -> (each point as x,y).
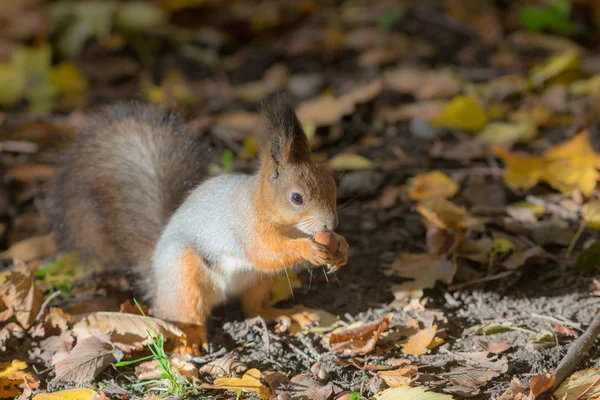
47,94 -> 349,354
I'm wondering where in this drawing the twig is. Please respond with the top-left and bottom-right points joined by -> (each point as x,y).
566,221 -> 586,258
531,313 -> 582,330
542,311 -> 600,397
448,271 -> 514,291
288,343 -> 316,361
32,290 -> 61,325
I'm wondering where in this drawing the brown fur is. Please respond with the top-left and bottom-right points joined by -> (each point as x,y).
46,102 -> 209,272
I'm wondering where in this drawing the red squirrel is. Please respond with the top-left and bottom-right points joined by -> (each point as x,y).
47,94 -> 349,354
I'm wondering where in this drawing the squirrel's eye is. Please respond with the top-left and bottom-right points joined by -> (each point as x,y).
291,192 -> 304,205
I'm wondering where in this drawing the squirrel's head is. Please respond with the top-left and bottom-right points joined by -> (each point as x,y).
257,93 -> 338,235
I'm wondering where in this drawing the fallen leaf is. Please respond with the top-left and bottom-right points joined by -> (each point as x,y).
374,386 -> 454,400
287,374 -> 335,400
530,373 -> 556,397
497,378 -> 529,400
502,246 -> 547,270
32,388 -> 98,400
401,326 -> 437,356
471,322 -> 515,335
327,153 -> 374,171
377,101 -> 446,123
0,260 -> 44,328
49,61 -> 88,95
575,241 -> 600,272
432,96 -> 488,132
383,68 -> 462,100
553,368 -> 600,400
478,120 -> 538,145
328,315 -> 391,355
136,357 -> 198,381
0,360 -> 39,398
529,49 -> 580,87
472,338 -> 512,354
2,234 -> 56,261
553,324 -> 577,339
270,271 -> 301,305
407,171 -> 458,201
528,330 -> 555,349
199,354 -> 247,378
297,80 -> 382,127
582,201 -> 600,229
416,198 -> 484,230
212,368 -> 270,399
387,253 -> 456,299
495,147 -> 544,191
377,366 -> 418,388
52,333 -> 123,383
72,312 -> 185,353
443,366 -> 499,396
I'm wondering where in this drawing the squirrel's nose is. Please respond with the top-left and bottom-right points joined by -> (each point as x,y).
324,215 -> 338,231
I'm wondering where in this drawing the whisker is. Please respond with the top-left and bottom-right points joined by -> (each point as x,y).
322,267 -> 329,283
284,269 -> 296,303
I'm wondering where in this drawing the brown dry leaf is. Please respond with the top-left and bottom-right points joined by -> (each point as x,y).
212,368 -> 270,399
502,246 -> 548,270
327,153 -> 374,171
553,368 -> 600,399
2,234 -> 56,261
118,299 -> 148,315
377,101 -> 446,123
72,312 -> 185,353
32,388 -> 98,400
297,80 -> 382,127
29,330 -> 74,367
0,360 -> 39,399
472,338 -> 512,354
6,164 -> 56,183
377,366 -> 418,388
387,253 -> 456,299
401,326 -> 437,356
328,315 -> 391,355
136,357 -> 198,381
383,68 -> 462,100
52,333 -> 123,384
199,354 -> 247,378
553,324 -> 577,339
287,374 -> 335,400
497,378 -> 531,400
374,386 -> 454,399
213,111 -> 261,141
443,366 -> 499,396
0,260 -> 44,328
530,373 -> 556,397
416,198 -> 484,230
407,171 -> 458,201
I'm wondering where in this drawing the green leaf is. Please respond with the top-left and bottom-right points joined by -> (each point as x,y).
377,11 -> 403,31
520,0 -> 574,36
575,241 -> 600,272
0,63 -> 26,106
221,149 -> 234,173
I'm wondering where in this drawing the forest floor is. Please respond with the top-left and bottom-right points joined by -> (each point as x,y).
1,0 -> 600,399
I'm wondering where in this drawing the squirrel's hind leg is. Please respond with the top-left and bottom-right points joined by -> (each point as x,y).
240,274 -> 316,324
153,247 -> 215,356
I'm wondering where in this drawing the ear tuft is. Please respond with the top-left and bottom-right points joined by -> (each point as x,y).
260,92 -> 311,169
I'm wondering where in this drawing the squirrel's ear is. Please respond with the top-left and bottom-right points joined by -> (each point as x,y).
260,92 -> 311,177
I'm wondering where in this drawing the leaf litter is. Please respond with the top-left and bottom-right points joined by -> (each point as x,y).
2,0 -> 600,399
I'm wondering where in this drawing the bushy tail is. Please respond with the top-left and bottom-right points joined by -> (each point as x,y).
47,102 -> 209,269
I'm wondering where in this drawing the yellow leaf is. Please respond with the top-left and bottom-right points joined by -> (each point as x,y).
407,171 -> 458,200
542,131 -> 600,196
495,147 -> 544,190
582,201 -> 600,230
377,366 -> 418,388
416,198 -> 483,230
239,136 -> 258,160
32,388 -> 98,400
50,61 -> 89,95
530,49 -> 580,87
0,63 -> 26,106
270,271 -> 301,305
553,368 -> 600,400
401,326 -> 437,355
569,75 -> 600,97
327,153 -> 374,171
374,386 -> 454,400
432,96 -> 488,132
213,368 -> 270,399
479,120 -> 538,144
0,360 -> 37,398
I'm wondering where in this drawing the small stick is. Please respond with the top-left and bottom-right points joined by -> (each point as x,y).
541,311 -> 600,397
566,221 -> 586,258
32,290 -> 61,324
574,375 -> 600,400
531,313 -> 582,330
448,271 -> 513,291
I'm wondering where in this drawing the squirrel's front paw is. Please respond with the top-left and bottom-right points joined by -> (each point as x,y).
328,232 -> 349,273
304,238 -> 338,266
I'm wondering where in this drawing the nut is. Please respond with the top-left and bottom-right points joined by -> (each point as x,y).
313,231 -> 338,252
